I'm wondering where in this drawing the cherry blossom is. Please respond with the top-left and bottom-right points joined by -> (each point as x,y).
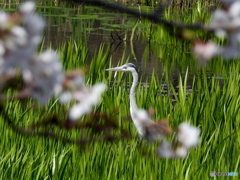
193,41 -> 219,64
23,50 -> 64,104
177,122 -> 200,148
193,0 -> 240,63
157,122 -> 200,158
66,83 -> 107,121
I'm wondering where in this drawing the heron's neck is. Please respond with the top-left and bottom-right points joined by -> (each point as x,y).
130,71 -> 138,113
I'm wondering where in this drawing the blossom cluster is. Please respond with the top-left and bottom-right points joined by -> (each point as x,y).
132,108 -> 200,158
0,1 -> 106,121
193,0 -> 240,64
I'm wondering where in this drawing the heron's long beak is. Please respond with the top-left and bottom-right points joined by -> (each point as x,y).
105,66 -> 123,71
106,66 -> 123,78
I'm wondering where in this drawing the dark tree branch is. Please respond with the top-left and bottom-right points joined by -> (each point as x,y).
69,0 -> 204,30
0,104 -> 131,147
0,88 -> 30,101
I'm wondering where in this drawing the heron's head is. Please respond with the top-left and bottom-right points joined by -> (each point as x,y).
105,63 -> 138,74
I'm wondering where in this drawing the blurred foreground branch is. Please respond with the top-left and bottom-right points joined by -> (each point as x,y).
69,0 -> 204,33
0,104 -> 130,146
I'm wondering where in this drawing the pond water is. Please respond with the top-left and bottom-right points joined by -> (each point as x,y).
41,3 -> 164,78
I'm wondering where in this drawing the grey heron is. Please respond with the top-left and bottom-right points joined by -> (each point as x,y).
106,63 -> 168,140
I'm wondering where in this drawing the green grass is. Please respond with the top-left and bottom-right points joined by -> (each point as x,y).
0,0 -> 239,179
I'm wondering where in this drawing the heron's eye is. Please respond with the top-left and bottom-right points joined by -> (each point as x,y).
123,67 -> 127,69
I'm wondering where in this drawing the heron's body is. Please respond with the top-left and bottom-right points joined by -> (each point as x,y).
106,63 -> 156,137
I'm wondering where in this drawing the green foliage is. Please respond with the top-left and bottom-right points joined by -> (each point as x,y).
0,0 -> 239,179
